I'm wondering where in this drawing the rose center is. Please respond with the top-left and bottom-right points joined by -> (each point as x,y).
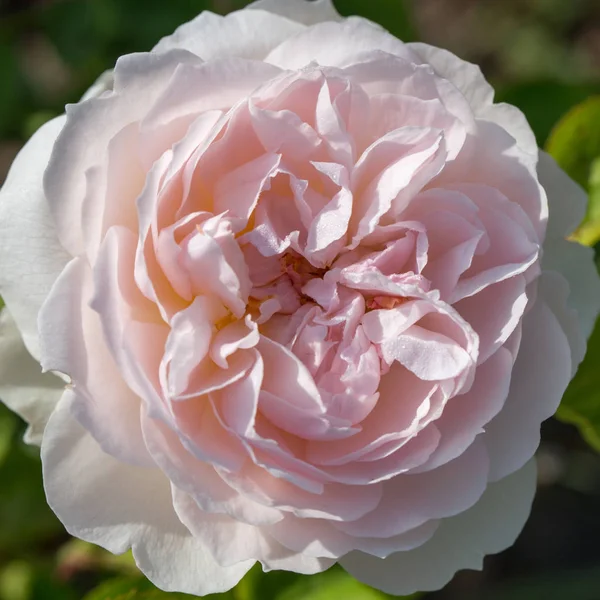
280,251 -> 327,295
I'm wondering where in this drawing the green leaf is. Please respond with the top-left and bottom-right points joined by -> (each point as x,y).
546,95 -> 600,189
82,576 -> 213,600
0,421 -> 63,552
232,563 -> 299,600
573,157 -> 600,246
273,568 -> 421,600
0,561 -> 33,600
544,96 -> 600,450
0,403 -> 18,466
557,315 -> 600,452
545,96 -> 600,246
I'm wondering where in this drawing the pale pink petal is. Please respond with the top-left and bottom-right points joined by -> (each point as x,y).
333,439 -> 488,539
367,94 -> 465,160
484,295 -> 572,481
306,364 -> 437,466
218,461 -> 383,522
350,127 -> 447,246
45,50 -> 201,256
414,347 -> 513,472
142,412 -> 282,527
211,316 -> 260,369
39,254 -> 152,467
268,515 -> 439,560
142,60 -> 283,132
455,276 -> 529,364
143,404 -> 248,477
162,298 -> 216,397
320,425 -> 441,485
438,120 -> 547,239
42,399 -> 254,595
90,225 -> 169,422
406,43 -> 495,112
214,152 -> 282,226
80,122 -> 143,263
340,460 -> 536,595
173,487 -> 282,566
264,18 -> 418,69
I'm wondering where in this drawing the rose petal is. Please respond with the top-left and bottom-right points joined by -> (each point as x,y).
153,9 -> 305,60
484,294 -> 572,481
340,460 -> 536,595
42,398 -> 254,595
0,116 -> 70,359
0,309 -> 64,445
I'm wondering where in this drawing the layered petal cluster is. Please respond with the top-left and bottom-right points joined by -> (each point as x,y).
0,0 -> 598,596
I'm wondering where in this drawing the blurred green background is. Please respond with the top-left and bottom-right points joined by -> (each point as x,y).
1,0 -> 600,599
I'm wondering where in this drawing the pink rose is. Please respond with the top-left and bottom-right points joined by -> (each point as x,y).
0,0 -> 598,595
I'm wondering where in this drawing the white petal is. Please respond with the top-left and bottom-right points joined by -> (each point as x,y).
538,150 -> 587,239
39,255 -> 154,467
153,10 -> 304,60
44,50 -> 201,257
80,70 -> 114,101
41,397 -> 254,595
340,460 -> 536,595
405,43 -> 539,155
265,18 -> 416,69
484,295 -> 572,481
248,0 -> 342,24
261,552 -> 334,575
480,102 -> 538,157
172,487 -> 324,572
0,309 -> 63,444
543,239 -> 600,343
537,271 -> 587,373
0,116 -> 70,359
406,43 -> 495,113
539,151 -> 600,341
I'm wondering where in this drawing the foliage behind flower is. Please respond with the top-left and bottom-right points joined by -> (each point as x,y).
0,0 -> 599,597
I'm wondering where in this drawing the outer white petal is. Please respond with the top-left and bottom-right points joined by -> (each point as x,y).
543,239 -> 600,343
264,17 -> 415,69
41,396 -> 254,595
0,309 -> 63,444
80,70 -> 114,101
172,487 -> 334,574
407,42 -> 537,154
0,116 -> 70,359
44,50 -> 202,257
38,255 -> 154,467
484,295 -> 572,481
340,460 -> 536,595
479,102 -> 538,157
247,0 -> 342,24
538,151 -> 587,240
539,151 -> 600,341
153,10 -> 305,60
406,43 -> 495,113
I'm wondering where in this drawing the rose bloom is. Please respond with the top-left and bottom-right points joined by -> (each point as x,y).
0,0 -> 599,595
